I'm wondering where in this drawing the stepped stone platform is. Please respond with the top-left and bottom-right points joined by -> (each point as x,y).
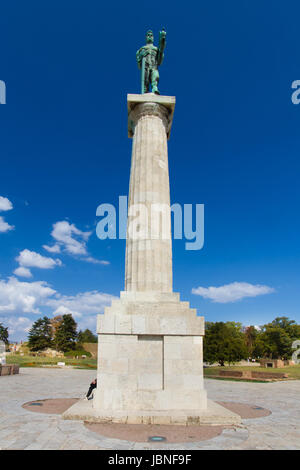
62,397 -> 241,426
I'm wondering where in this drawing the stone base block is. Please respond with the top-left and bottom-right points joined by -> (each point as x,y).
98,291 -> 204,336
93,387 -> 208,413
62,398 -> 241,426
0,364 -> 19,376
96,292 -> 207,415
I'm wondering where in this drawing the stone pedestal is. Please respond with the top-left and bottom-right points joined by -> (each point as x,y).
93,290 -> 207,417
63,94 -> 241,426
91,94 -> 209,420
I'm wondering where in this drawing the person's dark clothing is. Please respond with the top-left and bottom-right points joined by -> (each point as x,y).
86,379 -> 97,398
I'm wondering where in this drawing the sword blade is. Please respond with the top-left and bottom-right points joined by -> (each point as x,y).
141,56 -> 145,94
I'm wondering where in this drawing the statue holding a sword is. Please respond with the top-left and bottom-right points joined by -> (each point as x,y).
136,29 -> 167,95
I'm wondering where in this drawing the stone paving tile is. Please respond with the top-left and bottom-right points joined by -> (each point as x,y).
1,441 -> 17,450
0,367 -> 300,450
24,443 -> 45,450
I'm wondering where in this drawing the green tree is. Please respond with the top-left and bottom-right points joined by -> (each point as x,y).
268,316 -> 300,341
259,326 -> 293,359
0,323 -> 9,347
226,321 -> 243,331
77,329 -> 97,344
50,315 -> 63,338
244,326 -> 259,359
258,316 -> 300,360
251,332 -> 265,360
54,314 -> 78,352
28,317 -> 53,352
204,321 -> 248,366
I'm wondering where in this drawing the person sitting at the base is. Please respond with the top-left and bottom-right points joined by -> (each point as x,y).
85,378 -> 97,400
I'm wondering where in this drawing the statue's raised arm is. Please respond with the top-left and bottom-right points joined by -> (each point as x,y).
157,28 -> 166,66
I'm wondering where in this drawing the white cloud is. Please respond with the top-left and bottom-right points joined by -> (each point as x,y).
191,282 -> 275,303
0,276 -> 116,340
13,267 -> 33,278
0,216 -> 14,233
0,277 -> 56,315
0,196 -> 13,212
46,290 -> 115,317
0,316 -> 33,341
45,290 -> 116,332
0,277 -> 114,318
0,197 -> 14,233
51,304 -> 83,319
84,256 -> 110,265
16,249 -> 62,270
43,244 -> 61,254
75,314 -> 101,331
45,220 -> 109,266
51,221 -> 91,256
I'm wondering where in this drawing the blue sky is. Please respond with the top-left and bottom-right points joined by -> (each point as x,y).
0,0 -> 300,341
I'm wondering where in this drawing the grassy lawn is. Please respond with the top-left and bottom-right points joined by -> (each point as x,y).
6,355 -> 300,379
204,365 -> 300,380
6,354 -> 97,369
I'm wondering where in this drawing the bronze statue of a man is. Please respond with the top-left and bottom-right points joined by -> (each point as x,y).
136,29 -> 166,95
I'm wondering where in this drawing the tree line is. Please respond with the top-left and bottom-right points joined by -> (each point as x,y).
204,316 -> 300,366
26,314 -> 97,354
1,315 -> 299,364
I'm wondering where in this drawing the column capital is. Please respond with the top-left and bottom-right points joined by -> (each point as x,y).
127,93 -> 176,140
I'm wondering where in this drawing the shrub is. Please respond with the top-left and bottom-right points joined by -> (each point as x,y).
64,348 -> 92,358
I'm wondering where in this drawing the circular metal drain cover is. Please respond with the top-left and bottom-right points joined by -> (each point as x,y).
29,402 -> 43,406
148,436 -> 167,442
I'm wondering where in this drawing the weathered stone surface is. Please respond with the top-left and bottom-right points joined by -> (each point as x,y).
85,94 -> 213,419
216,370 -> 289,380
81,93 -> 236,423
0,364 -> 19,376
61,94 -> 235,425
2,367 -> 300,449
64,398 -> 240,426
127,94 -> 175,139
125,96 -> 174,293
97,299 -> 204,336
93,330 -> 208,414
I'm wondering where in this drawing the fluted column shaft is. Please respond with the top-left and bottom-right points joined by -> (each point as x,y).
125,100 -> 173,292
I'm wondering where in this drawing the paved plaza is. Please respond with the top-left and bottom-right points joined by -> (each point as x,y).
0,367 -> 299,450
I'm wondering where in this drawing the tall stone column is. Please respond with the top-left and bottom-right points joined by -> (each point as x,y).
63,94 -> 241,427
125,95 -> 174,292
